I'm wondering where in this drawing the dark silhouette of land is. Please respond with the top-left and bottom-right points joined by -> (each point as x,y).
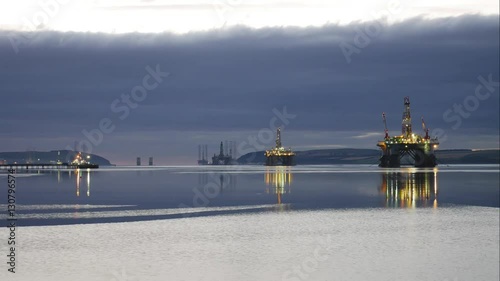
0,150 -> 112,166
1,148 -> 498,166
238,149 -> 500,165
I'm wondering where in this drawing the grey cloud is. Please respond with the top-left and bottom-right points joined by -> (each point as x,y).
0,14 -> 498,163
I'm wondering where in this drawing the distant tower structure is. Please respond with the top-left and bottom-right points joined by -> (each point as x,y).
228,141 -> 234,159
205,145 -> 208,163
232,141 -> 237,159
276,128 -> 282,147
197,145 -> 209,165
149,157 -> 153,166
136,157 -> 141,166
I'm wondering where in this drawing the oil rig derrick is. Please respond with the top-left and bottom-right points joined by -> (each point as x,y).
211,141 -> 235,165
265,128 -> 296,166
377,97 -> 439,168
197,144 -> 209,165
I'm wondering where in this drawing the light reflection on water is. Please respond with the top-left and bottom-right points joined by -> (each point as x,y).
380,169 -> 439,208
1,165 -> 498,225
0,165 -> 498,281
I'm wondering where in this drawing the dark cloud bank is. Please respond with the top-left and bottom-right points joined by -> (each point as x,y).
0,15 -> 498,164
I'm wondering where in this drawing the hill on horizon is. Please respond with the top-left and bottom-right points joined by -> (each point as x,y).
237,148 -> 500,165
0,150 -> 112,166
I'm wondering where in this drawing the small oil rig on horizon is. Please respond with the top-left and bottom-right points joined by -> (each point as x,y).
265,128 -> 296,166
377,96 -> 439,168
212,141 -> 237,165
197,141 -> 237,165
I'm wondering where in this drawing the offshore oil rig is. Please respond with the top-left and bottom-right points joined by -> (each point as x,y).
197,145 -> 209,165
265,128 -> 296,166
211,141 -> 236,165
197,142 -> 236,165
377,97 -> 439,168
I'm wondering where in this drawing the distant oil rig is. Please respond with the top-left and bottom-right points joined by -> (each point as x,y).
197,145 -> 209,165
192,97 -> 439,168
197,141 -> 237,165
377,97 -> 439,168
265,128 -> 296,166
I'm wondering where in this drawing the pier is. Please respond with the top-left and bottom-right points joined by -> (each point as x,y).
0,163 -> 98,170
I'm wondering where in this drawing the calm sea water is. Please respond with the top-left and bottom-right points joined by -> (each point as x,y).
0,165 -> 498,280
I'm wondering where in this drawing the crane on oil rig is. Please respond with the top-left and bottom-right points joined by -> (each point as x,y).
382,112 -> 389,139
421,117 -> 430,140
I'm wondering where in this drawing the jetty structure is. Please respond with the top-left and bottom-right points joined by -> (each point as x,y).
0,151 -> 99,170
377,97 -> 439,168
265,128 -> 296,166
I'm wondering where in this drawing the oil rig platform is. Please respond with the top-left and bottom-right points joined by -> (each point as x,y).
197,145 -> 209,165
211,141 -> 236,165
377,97 -> 439,168
265,128 -> 296,166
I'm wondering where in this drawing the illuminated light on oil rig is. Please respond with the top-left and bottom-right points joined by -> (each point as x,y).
70,152 -> 99,168
265,128 -> 296,166
377,97 -> 439,168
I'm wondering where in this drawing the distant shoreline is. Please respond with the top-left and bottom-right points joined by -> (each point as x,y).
1,148 -> 498,166
237,148 -> 500,165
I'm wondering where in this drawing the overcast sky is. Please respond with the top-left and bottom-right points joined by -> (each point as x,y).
0,1 -> 499,164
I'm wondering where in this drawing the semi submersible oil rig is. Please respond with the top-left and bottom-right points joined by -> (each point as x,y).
265,128 -> 296,166
377,97 -> 439,168
197,142 -> 236,165
212,141 -> 236,165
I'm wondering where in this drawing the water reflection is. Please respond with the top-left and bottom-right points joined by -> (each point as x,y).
198,173 -> 237,192
380,169 -> 438,208
265,167 -> 293,204
75,169 -> 91,197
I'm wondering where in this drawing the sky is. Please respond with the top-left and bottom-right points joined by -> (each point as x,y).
0,0 -> 499,165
